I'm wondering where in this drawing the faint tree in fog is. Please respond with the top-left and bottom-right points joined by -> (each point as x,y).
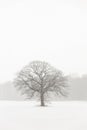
14,61 -> 68,106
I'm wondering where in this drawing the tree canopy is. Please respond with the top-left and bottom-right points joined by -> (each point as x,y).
14,61 -> 68,106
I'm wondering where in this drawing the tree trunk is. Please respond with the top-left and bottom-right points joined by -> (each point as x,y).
40,93 -> 45,106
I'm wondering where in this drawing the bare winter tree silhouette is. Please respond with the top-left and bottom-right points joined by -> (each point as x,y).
14,61 -> 68,106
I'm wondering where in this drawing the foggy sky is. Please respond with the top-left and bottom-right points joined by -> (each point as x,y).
0,0 -> 87,83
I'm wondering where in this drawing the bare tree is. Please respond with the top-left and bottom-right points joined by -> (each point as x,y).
14,61 -> 68,106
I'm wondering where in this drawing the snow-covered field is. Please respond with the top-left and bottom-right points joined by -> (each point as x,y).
0,101 -> 87,130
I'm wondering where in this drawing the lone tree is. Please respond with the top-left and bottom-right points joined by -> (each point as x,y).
14,61 -> 68,106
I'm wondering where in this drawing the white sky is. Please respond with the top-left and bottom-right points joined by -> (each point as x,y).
0,0 -> 87,83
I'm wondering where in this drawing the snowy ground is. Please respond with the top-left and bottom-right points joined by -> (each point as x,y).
0,101 -> 87,130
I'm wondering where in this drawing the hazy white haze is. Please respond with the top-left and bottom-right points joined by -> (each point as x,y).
0,0 -> 87,83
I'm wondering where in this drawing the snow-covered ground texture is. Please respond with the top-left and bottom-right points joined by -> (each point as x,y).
0,101 -> 87,130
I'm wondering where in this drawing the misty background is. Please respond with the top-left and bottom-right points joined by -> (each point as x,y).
0,0 -> 87,101
0,75 -> 87,101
